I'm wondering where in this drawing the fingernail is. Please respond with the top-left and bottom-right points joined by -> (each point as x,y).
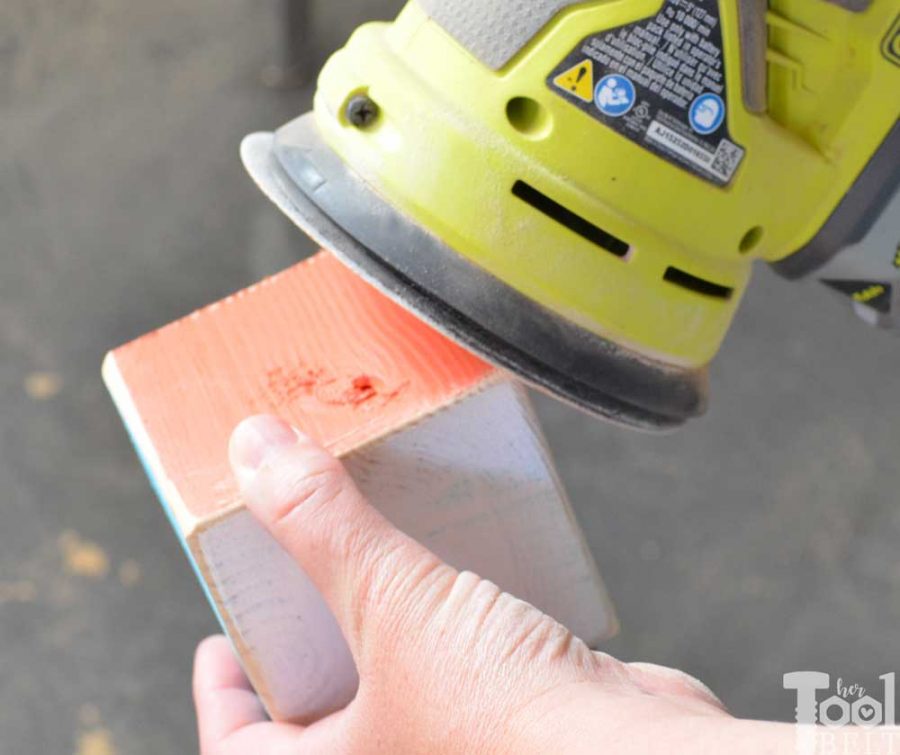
229,415 -> 301,487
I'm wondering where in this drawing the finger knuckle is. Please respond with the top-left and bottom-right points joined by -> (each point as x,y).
353,540 -> 452,637
435,574 -> 522,644
504,611 -> 571,663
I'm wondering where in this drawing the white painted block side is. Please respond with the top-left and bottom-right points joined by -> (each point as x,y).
345,380 -> 615,645
197,510 -> 359,723
195,380 -> 616,722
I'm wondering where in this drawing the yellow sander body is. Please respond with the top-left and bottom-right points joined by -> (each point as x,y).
242,0 -> 900,430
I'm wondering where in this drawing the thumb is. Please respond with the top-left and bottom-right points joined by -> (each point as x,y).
626,662 -> 728,713
228,415 -> 453,658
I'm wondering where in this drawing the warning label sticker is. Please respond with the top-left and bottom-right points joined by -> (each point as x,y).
552,59 -> 595,102
823,280 -> 893,314
548,0 -> 746,186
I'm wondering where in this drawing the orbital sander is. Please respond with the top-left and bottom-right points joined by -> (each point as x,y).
242,0 -> 900,431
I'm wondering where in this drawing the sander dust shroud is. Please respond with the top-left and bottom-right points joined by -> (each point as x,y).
242,0 -> 900,431
240,125 -> 702,431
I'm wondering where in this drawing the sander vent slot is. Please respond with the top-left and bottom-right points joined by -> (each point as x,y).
512,181 -> 630,258
663,267 -> 734,300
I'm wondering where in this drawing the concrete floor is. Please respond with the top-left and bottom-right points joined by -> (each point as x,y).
3,1 -> 900,753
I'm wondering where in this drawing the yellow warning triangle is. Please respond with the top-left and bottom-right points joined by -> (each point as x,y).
553,59 -> 594,103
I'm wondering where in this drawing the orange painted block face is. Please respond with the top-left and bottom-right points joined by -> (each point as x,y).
107,251 -> 494,521
104,249 -> 615,723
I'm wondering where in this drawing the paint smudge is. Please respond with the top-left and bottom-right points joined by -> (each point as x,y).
58,531 -> 110,580
267,365 -> 407,409
117,559 -> 142,587
266,366 -> 324,404
315,374 -> 409,409
316,374 -> 381,406
25,371 -> 63,400
0,580 -> 36,604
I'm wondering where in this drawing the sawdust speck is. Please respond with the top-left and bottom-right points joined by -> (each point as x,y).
25,371 -> 63,400
0,580 -> 37,603
58,531 -> 110,579
75,705 -> 116,755
117,559 -> 142,587
76,728 -> 116,755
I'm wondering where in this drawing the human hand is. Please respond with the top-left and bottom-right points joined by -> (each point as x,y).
192,415 -> 793,754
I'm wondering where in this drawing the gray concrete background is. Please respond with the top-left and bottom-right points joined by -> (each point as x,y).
2,1 -> 899,753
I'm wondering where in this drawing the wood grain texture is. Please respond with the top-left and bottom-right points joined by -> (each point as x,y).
107,251 -> 493,521
104,250 -> 616,723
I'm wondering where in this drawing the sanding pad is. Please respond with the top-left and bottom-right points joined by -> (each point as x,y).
241,115 -> 708,431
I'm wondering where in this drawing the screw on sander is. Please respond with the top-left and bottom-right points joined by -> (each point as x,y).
346,95 -> 380,128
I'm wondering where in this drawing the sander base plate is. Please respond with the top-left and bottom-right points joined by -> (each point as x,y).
240,116 -> 707,430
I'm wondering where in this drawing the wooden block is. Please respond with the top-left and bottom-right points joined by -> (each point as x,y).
104,252 -> 617,723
